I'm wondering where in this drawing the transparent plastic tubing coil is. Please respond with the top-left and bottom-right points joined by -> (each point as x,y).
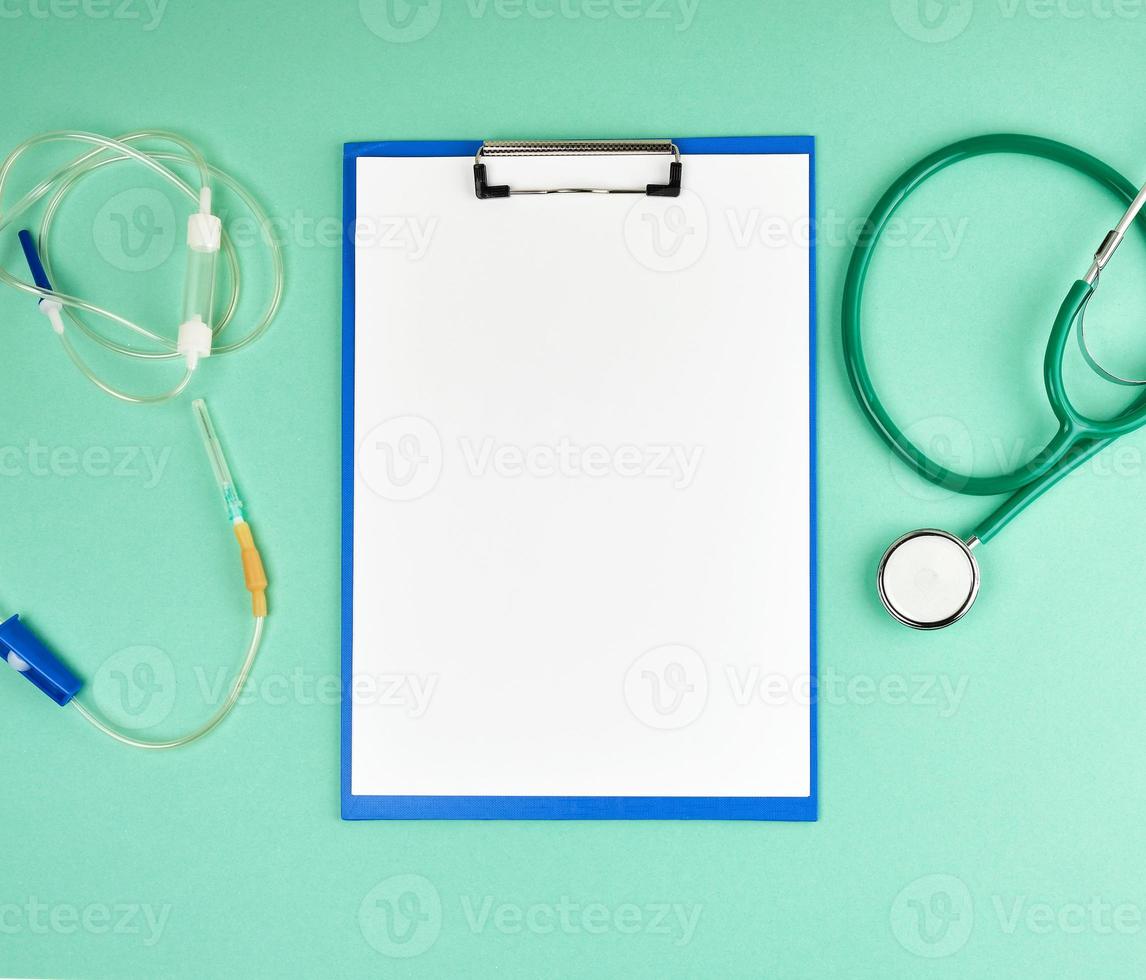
0,130 -> 284,404
0,131 -> 279,749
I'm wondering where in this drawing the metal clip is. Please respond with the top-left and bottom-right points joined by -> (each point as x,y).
473,140 -> 682,199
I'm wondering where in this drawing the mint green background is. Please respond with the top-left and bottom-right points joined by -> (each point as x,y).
4,0 -> 1146,976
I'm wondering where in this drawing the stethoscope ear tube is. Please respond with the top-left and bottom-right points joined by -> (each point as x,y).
843,134 -> 1144,500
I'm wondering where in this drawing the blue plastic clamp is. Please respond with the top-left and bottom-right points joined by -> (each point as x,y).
17,230 -> 53,293
0,614 -> 82,706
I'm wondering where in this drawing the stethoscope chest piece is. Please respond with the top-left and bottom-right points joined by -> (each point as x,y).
876,529 -> 980,630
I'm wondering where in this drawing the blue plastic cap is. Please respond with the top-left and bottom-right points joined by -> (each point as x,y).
0,614 -> 82,706
17,229 -> 53,293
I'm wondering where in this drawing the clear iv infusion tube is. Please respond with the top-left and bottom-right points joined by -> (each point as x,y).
69,400 -> 270,750
0,132 -> 278,748
193,397 -> 245,521
71,620 -> 265,751
0,131 -> 285,403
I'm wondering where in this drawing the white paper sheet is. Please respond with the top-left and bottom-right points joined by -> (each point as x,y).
350,148 -> 812,799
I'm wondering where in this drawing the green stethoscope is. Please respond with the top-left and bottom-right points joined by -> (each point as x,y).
844,134 -> 1146,629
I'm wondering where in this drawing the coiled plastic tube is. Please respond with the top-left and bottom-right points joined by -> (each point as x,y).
0,130 -> 284,403
0,132 -> 279,750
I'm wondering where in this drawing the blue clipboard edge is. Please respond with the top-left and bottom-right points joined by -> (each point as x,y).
341,136 -> 817,821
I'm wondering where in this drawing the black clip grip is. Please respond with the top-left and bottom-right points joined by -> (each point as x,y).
646,161 -> 682,198
474,163 -> 510,199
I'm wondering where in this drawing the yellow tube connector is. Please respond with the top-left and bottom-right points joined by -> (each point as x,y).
234,521 -> 268,617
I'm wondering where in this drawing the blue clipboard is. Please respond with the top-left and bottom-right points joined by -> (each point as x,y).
342,136 -> 817,820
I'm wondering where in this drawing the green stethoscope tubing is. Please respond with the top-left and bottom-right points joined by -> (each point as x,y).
843,133 -> 1146,546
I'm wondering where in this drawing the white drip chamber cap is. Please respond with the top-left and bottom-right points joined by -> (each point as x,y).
877,529 -> 980,630
187,211 -> 222,252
